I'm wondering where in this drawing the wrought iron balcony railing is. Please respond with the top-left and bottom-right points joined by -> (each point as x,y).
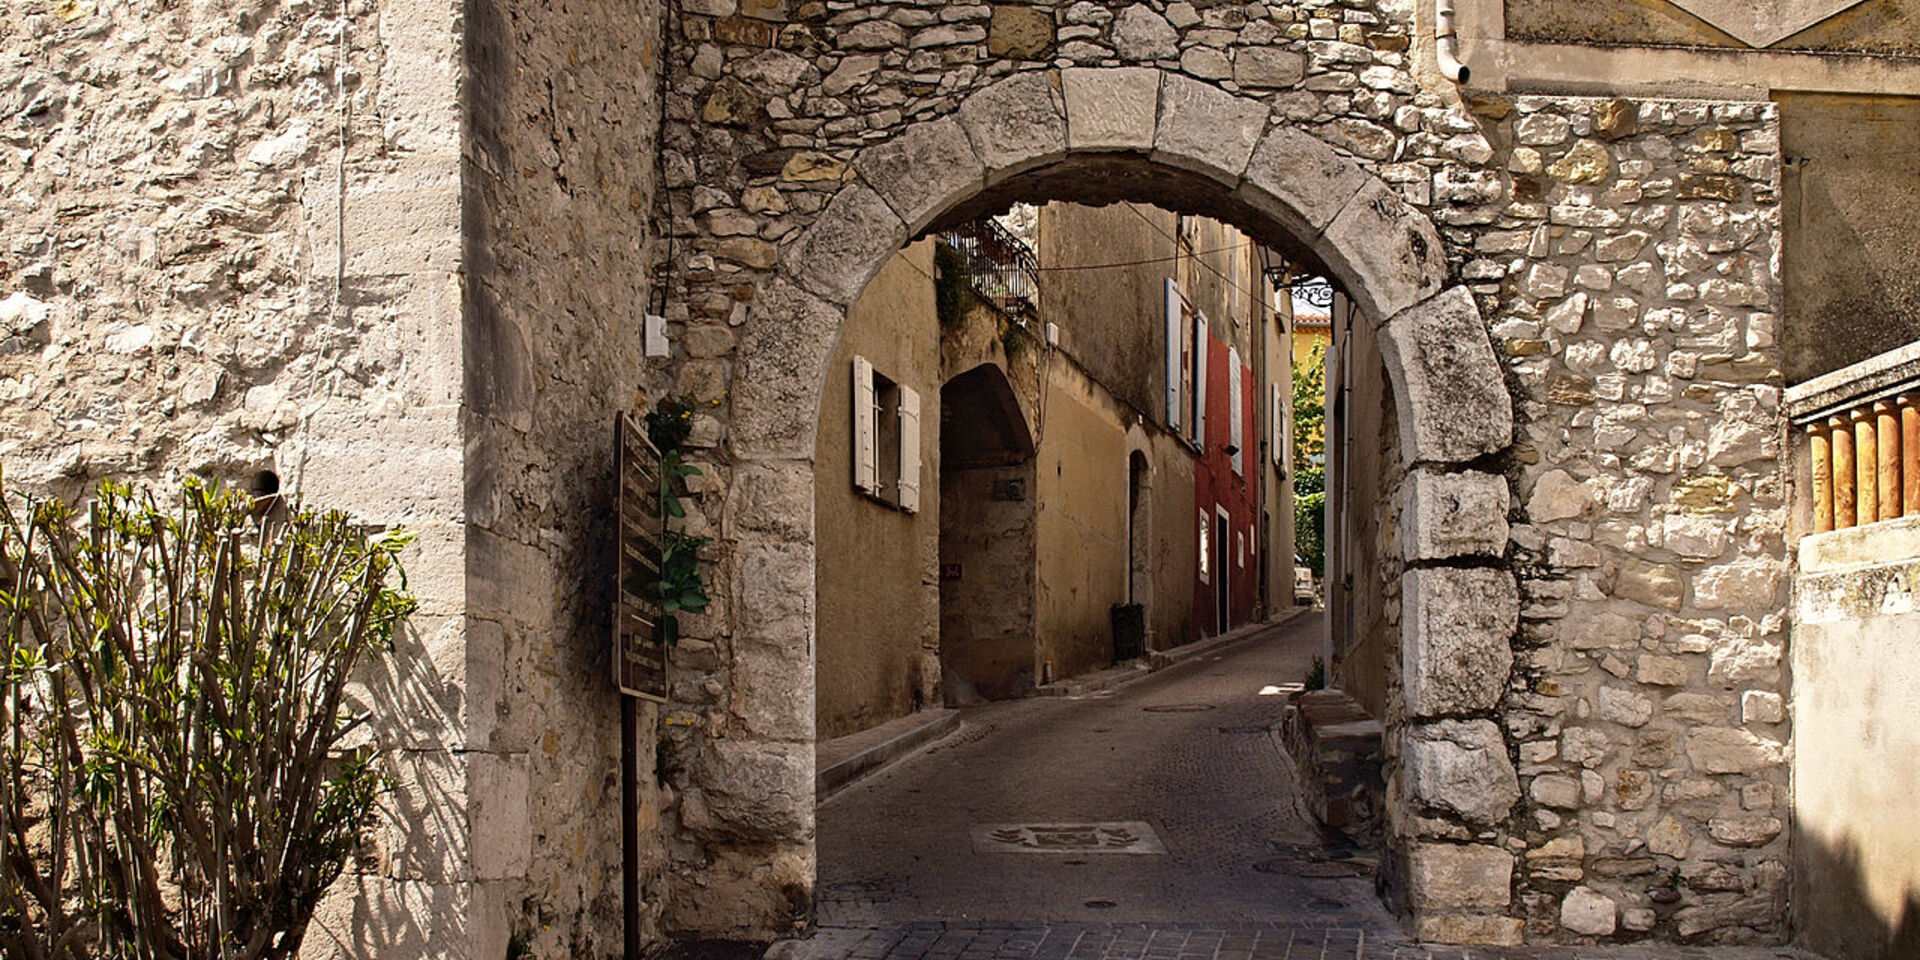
938,217 -> 1039,317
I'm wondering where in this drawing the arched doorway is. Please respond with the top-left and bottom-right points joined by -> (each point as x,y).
701,68 -> 1517,942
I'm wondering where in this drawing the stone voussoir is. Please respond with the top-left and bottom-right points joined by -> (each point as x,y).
1321,180 -> 1449,322
782,182 -> 909,309
1403,469 -> 1512,561
1404,718 -> 1521,825
1379,287 -> 1516,465
1150,73 -> 1271,186
1235,124 -> 1372,241
955,70 -> 1068,186
854,116 -> 986,236
1062,67 -> 1163,153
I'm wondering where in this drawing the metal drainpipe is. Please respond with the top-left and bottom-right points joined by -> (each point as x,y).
1435,0 -> 1471,83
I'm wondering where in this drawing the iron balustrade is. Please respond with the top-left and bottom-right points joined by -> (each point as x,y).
939,217 -> 1040,317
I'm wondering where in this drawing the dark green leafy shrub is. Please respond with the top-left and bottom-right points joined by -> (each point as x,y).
0,473 -> 411,960
644,396 -> 697,453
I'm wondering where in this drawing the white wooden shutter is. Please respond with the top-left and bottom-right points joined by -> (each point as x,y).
1229,347 -> 1244,475
897,385 -> 921,513
1192,312 -> 1208,448
1164,278 -> 1182,428
1197,508 -> 1210,583
1270,383 -> 1283,467
852,355 -> 877,494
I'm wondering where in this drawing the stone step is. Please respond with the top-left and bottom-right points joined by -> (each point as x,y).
1281,688 -> 1386,844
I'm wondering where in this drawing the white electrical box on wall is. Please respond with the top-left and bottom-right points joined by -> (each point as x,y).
645,314 -> 670,358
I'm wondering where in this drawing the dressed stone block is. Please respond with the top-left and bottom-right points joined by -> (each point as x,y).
1402,567 -> 1518,717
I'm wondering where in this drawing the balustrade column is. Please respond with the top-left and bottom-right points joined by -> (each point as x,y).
1877,400 -> 1903,520
1854,408 -> 1879,526
1832,415 -> 1856,530
1903,394 -> 1920,518
1808,422 -> 1834,534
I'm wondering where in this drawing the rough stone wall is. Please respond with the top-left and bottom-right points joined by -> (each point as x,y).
652,0 -> 1788,947
1482,98 -> 1790,945
463,0 -> 666,952
0,0 -> 484,954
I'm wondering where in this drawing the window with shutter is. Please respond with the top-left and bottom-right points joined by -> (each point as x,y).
853,356 -> 877,494
897,386 -> 921,513
1271,383 -> 1284,468
1229,347 -> 1243,475
1165,278 -> 1182,429
1192,312 -> 1208,449
1197,507 -> 1211,584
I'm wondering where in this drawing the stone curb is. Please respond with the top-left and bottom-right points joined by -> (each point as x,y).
815,708 -> 961,801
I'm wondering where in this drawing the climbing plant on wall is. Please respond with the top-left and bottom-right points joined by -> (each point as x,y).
644,398 -> 711,646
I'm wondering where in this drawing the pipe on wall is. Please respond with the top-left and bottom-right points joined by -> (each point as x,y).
1434,0 -> 1470,83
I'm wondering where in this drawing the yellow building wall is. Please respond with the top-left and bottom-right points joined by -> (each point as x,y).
813,241 -> 942,739
1033,356 -> 1133,683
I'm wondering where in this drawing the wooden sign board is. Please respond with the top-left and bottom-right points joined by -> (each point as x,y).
615,412 -> 669,703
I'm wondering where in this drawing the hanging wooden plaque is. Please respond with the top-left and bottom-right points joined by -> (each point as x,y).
614,412 -> 669,703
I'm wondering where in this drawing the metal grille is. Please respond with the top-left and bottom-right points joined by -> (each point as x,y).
940,216 -> 1040,316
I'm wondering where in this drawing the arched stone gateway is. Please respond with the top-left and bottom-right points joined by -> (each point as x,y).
707,66 -> 1518,941
661,5 -> 1790,946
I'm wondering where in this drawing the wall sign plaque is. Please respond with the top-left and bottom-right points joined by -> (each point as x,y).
615,412 -> 669,703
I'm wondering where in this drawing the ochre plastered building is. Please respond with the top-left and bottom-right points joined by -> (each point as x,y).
814,205 -> 1298,740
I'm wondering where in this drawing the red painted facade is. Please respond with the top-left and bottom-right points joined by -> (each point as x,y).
1192,330 -> 1261,639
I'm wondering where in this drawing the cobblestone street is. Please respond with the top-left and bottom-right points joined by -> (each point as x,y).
813,612 -> 1379,929
769,614 -> 1821,960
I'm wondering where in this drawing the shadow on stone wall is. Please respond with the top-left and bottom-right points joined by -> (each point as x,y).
1793,824 -> 1920,960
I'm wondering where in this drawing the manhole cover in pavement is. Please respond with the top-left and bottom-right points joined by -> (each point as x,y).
1142,703 -> 1216,713
1253,858 -> 1373,877
971,821 -> 1168,855
1084,900 -> 1118,909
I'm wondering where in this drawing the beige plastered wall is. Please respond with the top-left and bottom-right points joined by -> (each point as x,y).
813,241 -> 941,740
1792,516 -> 1920,960
1141,433 -> 1201,653
1327,296 -> 1402,721
1033,354 -> 1137,682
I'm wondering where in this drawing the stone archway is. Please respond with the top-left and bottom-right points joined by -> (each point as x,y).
708,68 -> 1519,942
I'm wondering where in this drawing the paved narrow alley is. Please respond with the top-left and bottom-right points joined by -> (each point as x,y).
772,614 -> 1819,960
816,611 -> 1376,929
